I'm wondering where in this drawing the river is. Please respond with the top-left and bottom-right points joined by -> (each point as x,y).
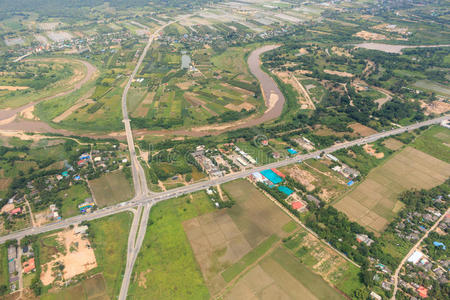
0,45 -> 285,138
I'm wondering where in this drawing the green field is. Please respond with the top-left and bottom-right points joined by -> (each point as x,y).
281,220 -> 298,233
89,170 -> 133,207
128,192 -> 214,300
412,126 -> 450,163
0,58 -> 86,109
39,233 -> 65,265
41,274 -> 108,300
0,245 -> 8,294
88,212 -> 132,298
59,184 -> 91,218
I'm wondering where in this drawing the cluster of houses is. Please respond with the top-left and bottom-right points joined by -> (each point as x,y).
191,146 -> 224,178
6,243 -> 35,291
191,144 -> 259,177
398,249 -> 448,298
9,28 -> 133,63
393,204 -> 445,242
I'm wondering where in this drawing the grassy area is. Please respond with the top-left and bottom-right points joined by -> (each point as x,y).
411,126 -> 450,163
0,245 -> 8,293
59,184 -> 91,218
128,192 -> 214,300
221,234 -> 279,282
0,58 -> 85,109
41,274 -> 108,300
281,220 -> 298,233
89,170 -> 133,207
88,212 -> 132,298
39,233 -> 65,265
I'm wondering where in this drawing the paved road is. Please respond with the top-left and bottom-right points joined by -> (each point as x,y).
391,207 -> 450,299
118,19 -> 178,300
0,115 -> 447,245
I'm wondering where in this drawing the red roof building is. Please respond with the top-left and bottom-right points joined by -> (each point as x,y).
23,258 -> 35,274
9,207 -> 21,215
417,286 -> 428,298
291,201 -> 303,211
271,168 -> 286,178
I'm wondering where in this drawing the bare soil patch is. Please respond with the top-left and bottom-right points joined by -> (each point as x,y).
0,178 -> 12,191
176,81 -> 195,90
20,105 -> 39,120
184,92 -> 218,116
331,46 -> 352,58
348,123 -> 377,136
284,165 -> 316,191
323,69 -> 354,78
133,92 -> 155,118
220,83 -> 254,96
225,102 -> 255,112
354,31 -> 387,40
0,86 -> 29,91
363,144 -> 384,159
420,100 -> 450,115
40,226 -> 97,286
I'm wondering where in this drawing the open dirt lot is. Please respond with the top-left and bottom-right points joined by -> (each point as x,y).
334,147 -> 450,233
225,102 -> 255,112
420,100 -> 450,115
323,69 -> 353,78
283,165 -> 316,191
348,123 -> 377,136
354,31 -> 387,40
363,144 -> 384,159
0,86 -> 29,91
40,226 -> 97,286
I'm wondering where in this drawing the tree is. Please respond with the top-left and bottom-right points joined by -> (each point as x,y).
352,287 -> 370,300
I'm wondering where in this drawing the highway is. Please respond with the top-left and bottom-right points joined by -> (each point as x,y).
118,19 -> 178,300
0,115 -> 448,246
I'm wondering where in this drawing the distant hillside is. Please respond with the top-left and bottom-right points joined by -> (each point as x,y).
0,0 -> 220,20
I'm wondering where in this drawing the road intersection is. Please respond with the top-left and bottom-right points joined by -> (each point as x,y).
0,16 -> 448,298
0,115 -> 447,247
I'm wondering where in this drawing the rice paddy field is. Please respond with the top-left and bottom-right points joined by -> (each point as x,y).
334,146 -> 450,233
129,43 -> 263,129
